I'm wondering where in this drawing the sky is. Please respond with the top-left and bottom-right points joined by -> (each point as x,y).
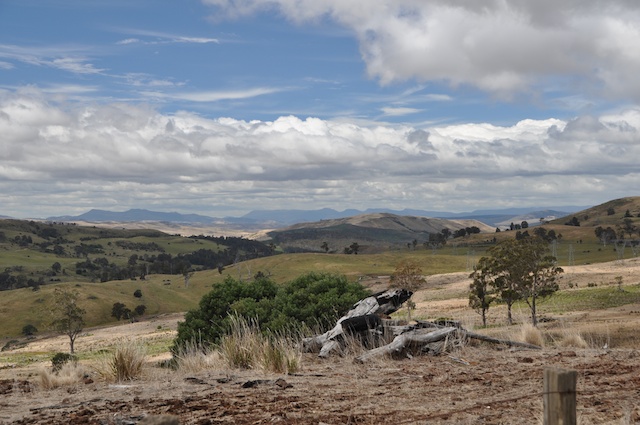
1,0 -> 640,219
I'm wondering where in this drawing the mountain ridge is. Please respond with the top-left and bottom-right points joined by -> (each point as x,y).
42,206 -> 585,228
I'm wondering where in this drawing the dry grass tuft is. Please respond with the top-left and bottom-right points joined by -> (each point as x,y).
519,323 -> 545,347
219,315 -> 301,374
38,362 -> 88,390
257,337 -> 301,374
174,341 -> 225,374
558,330 -> 588,349
95,339 -> 147,382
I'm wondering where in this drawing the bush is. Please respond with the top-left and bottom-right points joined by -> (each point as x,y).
173,272 -> 369,352
51,352 -> 78,372
22,324 -> 38,336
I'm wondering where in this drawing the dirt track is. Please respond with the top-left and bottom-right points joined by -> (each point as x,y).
2,258 -> 640,424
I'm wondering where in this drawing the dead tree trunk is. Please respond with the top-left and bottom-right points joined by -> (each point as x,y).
355,327 -> 458,363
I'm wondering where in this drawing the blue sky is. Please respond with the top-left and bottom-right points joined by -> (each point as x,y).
1,0 -> 639,219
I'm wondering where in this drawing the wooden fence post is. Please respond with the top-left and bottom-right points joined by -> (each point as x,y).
543,368 -> 577,425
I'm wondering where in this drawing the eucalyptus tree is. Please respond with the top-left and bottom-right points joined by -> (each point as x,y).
473,237 -> 563,326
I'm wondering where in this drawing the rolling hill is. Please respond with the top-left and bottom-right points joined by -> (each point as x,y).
265,213 -> 496,253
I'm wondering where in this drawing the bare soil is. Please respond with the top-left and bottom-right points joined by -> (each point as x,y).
2,259 -> 640,424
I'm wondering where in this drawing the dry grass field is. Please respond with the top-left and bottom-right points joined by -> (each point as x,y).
1,258 -> 640,424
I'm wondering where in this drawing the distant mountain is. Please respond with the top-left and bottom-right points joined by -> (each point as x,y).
238,206 -> 584,227
44,205 -> 587,229
48,209 -> 217,224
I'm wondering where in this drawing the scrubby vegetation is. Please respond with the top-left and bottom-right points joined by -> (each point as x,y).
173,271 -> 370,351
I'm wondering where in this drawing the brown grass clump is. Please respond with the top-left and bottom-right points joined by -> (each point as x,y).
174,341 -> 225,374
257,337 -> 301,374
519,323 -> 545,347
219,315 -> 301,374
95,339 -> 147,382
557,330 -> 588,349
38,363 -> 88,390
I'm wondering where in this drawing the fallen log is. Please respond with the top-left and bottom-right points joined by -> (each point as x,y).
304,288 -> 412,356
354,327 -> 458,363
461,330 -> 542,350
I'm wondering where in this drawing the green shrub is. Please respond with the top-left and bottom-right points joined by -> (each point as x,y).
51,352 -> 77,372
174,275 -> 278,351
173,272 -> 369,352
22,324 -> 38,336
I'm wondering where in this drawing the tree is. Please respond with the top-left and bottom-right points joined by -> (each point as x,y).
468,258 -> 496,327
349,242 -> 360,255
51,288 -> 86,354
22,324 -> 38,336
52,262 -> 62,273
475,238 -> 562,326
320,241 -> 329,253
564,216 -> 580,226
389,261 -> 426,321
134,304 -> 147,316
111,302 -> 128,320
133,289 -> 143,298
622,219 -> 637,238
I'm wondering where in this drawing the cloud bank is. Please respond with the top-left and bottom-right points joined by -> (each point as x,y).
1,89 -> 638,217
204,0 -> 640,100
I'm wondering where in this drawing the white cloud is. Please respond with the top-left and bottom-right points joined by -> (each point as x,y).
202,0 -> 640,100
141,87 -> 284,102
1,89 -> 639,216
0,44 -> 105,75
114,29 -> 219,45
51,57 -> 104,74
380,107 -> 421,116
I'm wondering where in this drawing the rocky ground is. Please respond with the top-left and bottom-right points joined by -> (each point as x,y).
1,258 -> 640,424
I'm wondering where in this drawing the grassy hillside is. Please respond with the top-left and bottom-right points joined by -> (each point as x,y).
2,197 -> 640,340
0,219 -> 270,290
549,196 -> 640,228
266,213 -> 494,253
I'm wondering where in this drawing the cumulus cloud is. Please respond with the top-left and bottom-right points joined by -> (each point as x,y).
1,89 -> 639,216
202,0 -> 640,100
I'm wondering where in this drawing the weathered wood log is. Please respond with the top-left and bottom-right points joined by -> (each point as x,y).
461,330 -> 542,350
354,327 -> 458,363
305,289 -> 412,356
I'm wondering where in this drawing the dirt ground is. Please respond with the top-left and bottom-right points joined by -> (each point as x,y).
1,258 -> 640,425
